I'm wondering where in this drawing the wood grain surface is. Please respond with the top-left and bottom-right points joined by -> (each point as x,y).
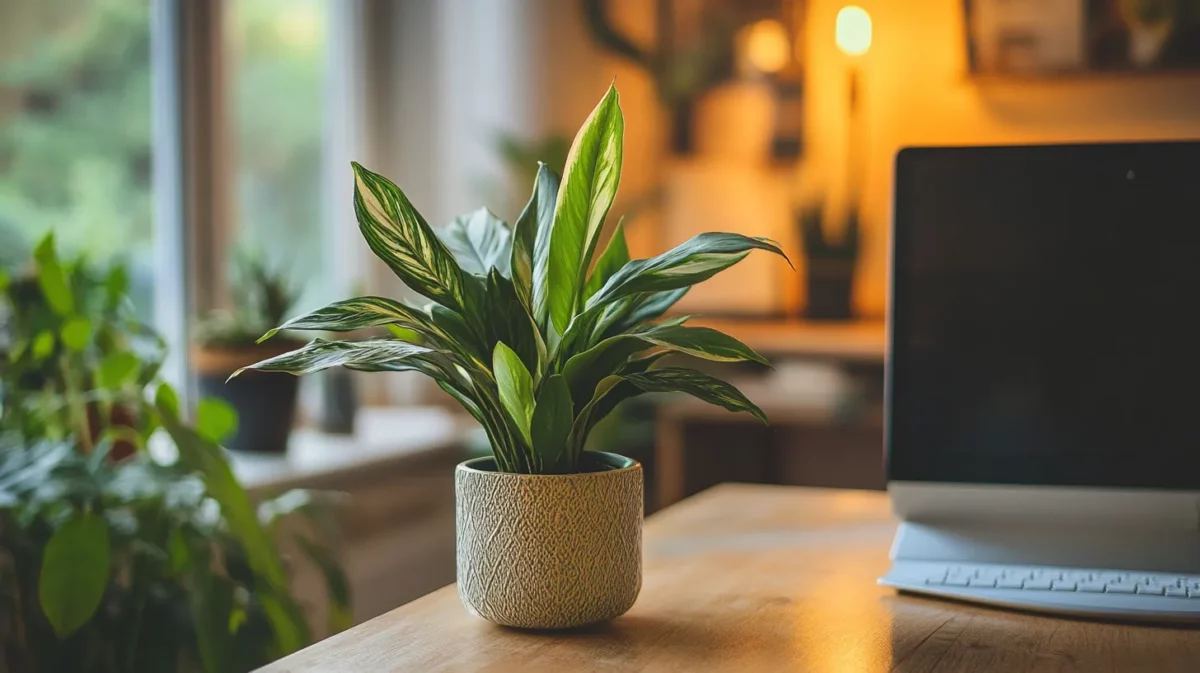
260,484 -> 1200,672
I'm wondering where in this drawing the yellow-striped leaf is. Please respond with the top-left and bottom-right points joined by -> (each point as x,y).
546,84 -> 623,335
562,324 -> 769,412
232,339 -> 447,379
258,296 -> 442,343
585,233 -> 790,313
351,162 -> 476,314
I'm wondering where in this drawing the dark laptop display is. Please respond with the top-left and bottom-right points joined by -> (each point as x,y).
888,142 -> 1200,489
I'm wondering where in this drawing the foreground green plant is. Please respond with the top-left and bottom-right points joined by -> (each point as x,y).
1,236 -> 349,672
239,85 -> 789,474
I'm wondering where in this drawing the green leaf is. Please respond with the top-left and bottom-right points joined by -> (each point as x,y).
196,397 -> 239,444
430,304 -> 487,368
438,208 -> 512,277
585,233 -> 790,313
584,218 -> 629,302
33,233 -> 74,316
493,341 -> 535,447
625,367 -> 767,422
168,528 -> 190,575
635,325 -> 768,365
351,162 -> 475,314
60,316 -> 93,351
386,325 -> 422,342
0,269 -> 9,293
232,338 -> 444,379
485,269 -> 541,379
189,568 -> 235,673
39,512 -> 110,637
157,397 -> 311,654
31,330 -> 55,361
96,351 -> 140,388
259,296 -> 443,343
606,288 -> 689,337
531,374 -> 573,473
546,84 -> 624,335
157,401 -> 286,587
522,164 -> 562,324
562,324 -> 768,412
104,265 -> 128,309
155,383 -> 180,418
258,592 -> 308,657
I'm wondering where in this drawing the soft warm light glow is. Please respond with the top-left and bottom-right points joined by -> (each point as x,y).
835,6 -> 872,56
743,19 -> 791,73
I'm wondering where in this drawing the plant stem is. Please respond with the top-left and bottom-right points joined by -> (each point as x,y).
60,356 -> 94,453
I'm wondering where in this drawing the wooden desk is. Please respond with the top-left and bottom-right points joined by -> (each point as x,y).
261,484 -> 1200,672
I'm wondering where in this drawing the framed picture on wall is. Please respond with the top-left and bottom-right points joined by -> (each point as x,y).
965,0 -> 1200,75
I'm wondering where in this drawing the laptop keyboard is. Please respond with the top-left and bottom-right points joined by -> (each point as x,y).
925,564 -> 1200,598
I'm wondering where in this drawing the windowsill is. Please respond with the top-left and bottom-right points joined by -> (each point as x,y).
230,406 -> 469,493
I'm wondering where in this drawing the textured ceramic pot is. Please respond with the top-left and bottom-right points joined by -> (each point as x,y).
455,452 -> 643,629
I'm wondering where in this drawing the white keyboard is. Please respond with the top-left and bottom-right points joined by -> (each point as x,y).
880,561 -> 1200,622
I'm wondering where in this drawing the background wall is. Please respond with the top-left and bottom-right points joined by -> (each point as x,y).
804,0 -> 1200,316
379,0 -> 1200,320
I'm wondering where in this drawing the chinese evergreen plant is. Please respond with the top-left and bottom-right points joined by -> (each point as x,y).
239,85 -> 789,474
0,236 -> 349,672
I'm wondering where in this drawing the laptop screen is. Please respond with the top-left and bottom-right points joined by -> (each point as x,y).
888,142 -> 1200,490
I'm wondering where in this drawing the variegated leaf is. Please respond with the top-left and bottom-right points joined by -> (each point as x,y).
546,84 -> 623,335
585,233 -> 790,313
351,162 -> 476,314
258,296 -> 442,343
232,339 -> 444,379
439,208 -> 513,277
561,324 -> 768,414
516,163 -> 560,314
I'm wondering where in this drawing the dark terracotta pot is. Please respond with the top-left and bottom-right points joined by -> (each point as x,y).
192,342 -> 302,454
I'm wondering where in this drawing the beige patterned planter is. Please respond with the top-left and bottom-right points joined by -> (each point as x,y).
455,452 -> 643,629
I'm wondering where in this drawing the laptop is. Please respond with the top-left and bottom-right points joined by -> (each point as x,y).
878,141 -> 1200,622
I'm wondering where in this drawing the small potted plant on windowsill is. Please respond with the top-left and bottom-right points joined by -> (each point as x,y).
234,84 -> 789,629
193,251 -> 303,453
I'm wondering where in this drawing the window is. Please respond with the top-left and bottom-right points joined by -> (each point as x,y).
0,0 -> 154,320
224,0 -> 329,311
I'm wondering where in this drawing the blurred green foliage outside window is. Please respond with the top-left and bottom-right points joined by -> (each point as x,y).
0,0 -> 329,323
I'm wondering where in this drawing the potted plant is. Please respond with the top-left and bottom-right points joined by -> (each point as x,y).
193,250 -> 303,453
798,204 -> 859,321
0,236 -> 350,671
235,84 -> 788,629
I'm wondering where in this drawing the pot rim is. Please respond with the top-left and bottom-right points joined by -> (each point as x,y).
457,451 -> 641,478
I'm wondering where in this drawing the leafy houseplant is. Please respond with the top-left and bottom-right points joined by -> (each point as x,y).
236,84 -> 789,628
193,251 -> 304,453
799,204 -> 859,321
0,236 -> 349,672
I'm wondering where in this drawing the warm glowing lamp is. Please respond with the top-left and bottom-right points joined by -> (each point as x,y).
835,6 -> 872,57
835,6 -> 871,256
744,19 -> 791,74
